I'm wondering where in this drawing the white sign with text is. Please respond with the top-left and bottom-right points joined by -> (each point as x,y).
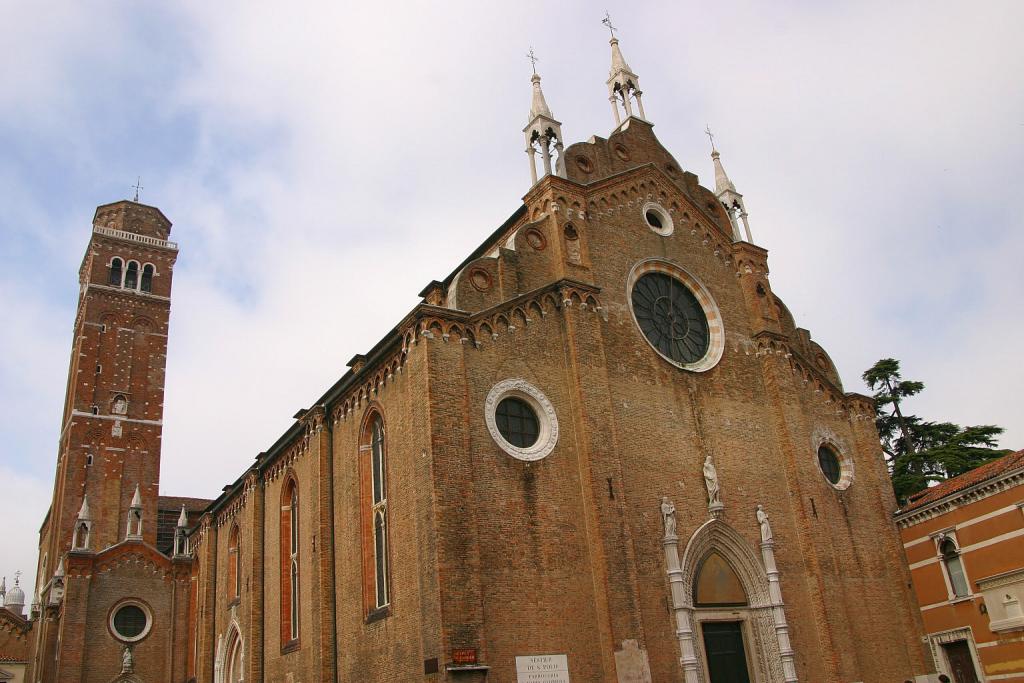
515,654 -> 570,683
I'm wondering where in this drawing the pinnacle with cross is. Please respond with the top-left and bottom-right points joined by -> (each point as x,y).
131,176 -> 144,202
526,47 -> 539,75
602,11 -> 617,38
704,125 -> 717,153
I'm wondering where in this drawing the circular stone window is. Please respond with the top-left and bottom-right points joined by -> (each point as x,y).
613,143 -> 631,161
469,268 -> 492,292
575,155 -> 593,173
816,443 -> 853,489
109,600 -> 152,642
525,227 -> 547,251
642,202 -> 673,236
627,259 -> 724,372
484,379 -> 559,461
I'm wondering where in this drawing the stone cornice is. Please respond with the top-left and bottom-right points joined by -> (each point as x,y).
894,467 -> 1024,528
751,331 -> 874,423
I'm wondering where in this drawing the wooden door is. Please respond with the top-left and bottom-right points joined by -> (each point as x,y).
943,640 -> 980,683
702,621 -> 751,683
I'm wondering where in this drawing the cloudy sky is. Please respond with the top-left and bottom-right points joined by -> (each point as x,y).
2,1 -> 1021,595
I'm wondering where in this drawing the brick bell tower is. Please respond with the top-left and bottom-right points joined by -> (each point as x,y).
35,200 -> 177,595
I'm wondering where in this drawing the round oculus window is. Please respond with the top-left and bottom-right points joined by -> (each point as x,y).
110,601 -> 152,642
495,397 -> 539,448
642,202 -> 673,236
484,379 -> 559,461
817,445 -> 842,485
631,273 -> 710,364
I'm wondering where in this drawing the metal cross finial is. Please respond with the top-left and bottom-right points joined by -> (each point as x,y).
131,176 -> 144,202
704,125 -> 717,152
526,47 -> 539,75
602,11 -> 617,38
13,570 -> 21,585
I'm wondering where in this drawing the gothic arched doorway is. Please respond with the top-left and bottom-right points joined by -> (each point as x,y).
671,519 -> 790,683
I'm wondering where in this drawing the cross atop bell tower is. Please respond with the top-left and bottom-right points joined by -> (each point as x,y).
37,200 -> 179,593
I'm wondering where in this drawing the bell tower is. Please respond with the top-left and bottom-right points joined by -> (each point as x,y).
36,200 -> 178,596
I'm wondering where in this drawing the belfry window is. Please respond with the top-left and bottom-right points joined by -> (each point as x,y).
361,412 -> 390,616
280,477 -> 300,647
109,258 -> 123,286
141,264 -> 154,293
940,538 -> 970,598
124,261 -> 139,289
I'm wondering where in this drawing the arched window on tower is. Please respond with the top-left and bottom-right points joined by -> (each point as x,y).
940,538 -> 970,598
280,477 -> 300,647
124,261 -> 139,289
360,412 -> 390,616
108,257 -> 123,286
141,264 -> 154,293
228,525 -> 241,602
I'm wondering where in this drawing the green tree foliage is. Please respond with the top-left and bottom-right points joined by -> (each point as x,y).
862,358 -> 1008,504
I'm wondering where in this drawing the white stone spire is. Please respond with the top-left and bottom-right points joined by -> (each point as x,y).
173,505 -> 189,557
73,494 -> 94,550
604,16 -> 646,128
126,484 -> 143,540
523,49 -> 565,186
706,127 -> 752,243
77,494 -> 92,522
54,556 -> 65,580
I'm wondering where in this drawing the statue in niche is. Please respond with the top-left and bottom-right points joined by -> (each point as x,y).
121,645 -> 134,673
660,497 -> 676,537
113,396 -> 127,415
703,455 -> 721,508
756,504 -> 773,543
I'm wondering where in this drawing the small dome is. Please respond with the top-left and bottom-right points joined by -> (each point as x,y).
5,580 -> 25,609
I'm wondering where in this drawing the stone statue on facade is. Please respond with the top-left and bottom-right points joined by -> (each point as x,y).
121,645 -> 134,674
660,497 -> 676,538
756,504 -> 773,543
703,455 -> 722,513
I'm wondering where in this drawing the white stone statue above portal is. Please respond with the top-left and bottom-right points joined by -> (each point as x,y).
703,455 -> 722,515
757,504 -> 773,543
660,497 -> 676,538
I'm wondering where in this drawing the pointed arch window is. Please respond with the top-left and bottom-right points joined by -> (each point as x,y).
940,538 -> 970,598
280,477 -> 300,648
124,261 -> 139,289
141,264 -> 154,293
361,412 -> 390,617
694,552 -> 748,607
108,258 -> 123,286
228,525 -> 241,602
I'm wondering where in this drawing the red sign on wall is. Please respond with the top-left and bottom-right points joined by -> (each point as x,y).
452,648 -> 478,665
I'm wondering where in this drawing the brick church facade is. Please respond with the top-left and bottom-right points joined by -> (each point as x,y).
24,32 -> 940,683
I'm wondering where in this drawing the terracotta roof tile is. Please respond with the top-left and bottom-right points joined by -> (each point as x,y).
900,449 -> 1024,512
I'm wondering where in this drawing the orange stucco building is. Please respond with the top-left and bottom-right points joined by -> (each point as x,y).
896,450 -> 1024,682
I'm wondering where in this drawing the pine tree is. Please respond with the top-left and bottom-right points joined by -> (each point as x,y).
862,358 -> 1007,503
